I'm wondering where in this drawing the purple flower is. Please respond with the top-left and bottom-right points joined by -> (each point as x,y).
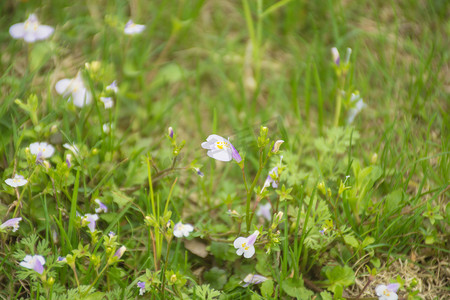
242,274 -> 268,287
0,217 -> 22,232
201,134 -> 242,163
262,167 -> 279,191
30,142 -> 55,160
83,214 -> 99,232
57,256 -> 67,263
375,283 -> 400,300
233,230 -> 259,258
194,168 -> 204,177
66,154 -> 72,168
108,231 -> 115,238
137,281 -> 146,295
256,202 -> 271,221
94,199 -> 108,213
124,20 -> 145,35
168,127 -> 174,138
19,255 -> 45,274
106,81 -> 118,93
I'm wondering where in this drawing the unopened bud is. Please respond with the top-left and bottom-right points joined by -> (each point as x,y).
275,211 -> 283,222
272,140 -> 284,153
371,153 -> 378,164
168,127 -> 174,138
170,274 -> 177,283
331,47 -> 340,66
47,277 -> 55,286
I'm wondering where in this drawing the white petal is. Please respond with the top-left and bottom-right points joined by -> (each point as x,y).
184,224 -> 194,232
42,144 -> 55,158
207,149 -> 232,161
236,248 -> 244,256
35,25 -> 54,40
72,89 -> 92,107
36,255 -> 46,265
375,285 -> 387,296
23,32 -> 37,43
243,246 -> 255,258
173,230 -> 183,238
233,237 -> 247,249
55,79 -> 71,95
9,23 -> 25,38
5,179 -> 15,187
19,261 -> 32,269
201,141 -> 214,149
29,142 -> 40,155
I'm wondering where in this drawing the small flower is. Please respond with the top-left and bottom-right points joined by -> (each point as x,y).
100,97 -> 114,109
168,127 -> 174,138
57,256 -> 67,263
108,231 -> 115,238
106,81 -> 118,93
63,143 -> 79,155
0,217 -> 22,232
331,47 -> 340,66
94,199 -> 108,213
233,230 -> 259,258
19,255 -> 46,274
242,274 -> 268,287
5,175 -> 28,188
256,202 -> 272,221
124,20 -> 146,35
30,142 -> 55,160
271,140 -> 284,153
347,93 -> 366,124
113,246 -> 126,259
274,211 -> 283,223
194,167 -> 204,177
9,14 -> 54,43
137,281 -> 146,295
66,154 -> 72,168
82,214 -> 99,232
375,283 -> 400,300
262,167 -> 279,191
201,134 -> 242,162
173,222 -> 194,238
55,71 -> 92,108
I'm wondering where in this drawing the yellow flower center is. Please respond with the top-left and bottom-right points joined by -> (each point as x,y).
241,243 -> 249,250
383,290 -> 390,296
216,141 -> 229,150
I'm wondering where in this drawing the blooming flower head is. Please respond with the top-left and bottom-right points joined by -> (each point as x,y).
55,71 -> 92,107
0,217 -> 22,232
19,255 -> 46,274
30,142 -> 55,160
233,230 -> 259,258
82,213 -> 99,232
173,222 -> 194,238
375,283 -> 400,300
108,231 -> 115,238
124,20 -> 146,35
137,281 -> 146,295
347,92 -> 366,124
106,81 -> 118,93
256,202 -> 272,222
100,97 -> 114,109
57,256 -> 67,263
114,246 -> 126,259
94,199 -> 108,213
9,14 -> 54,43
5,175 -> 28,188
331,47 -> 340,66
262,166 -> 279,192
201,134 -> 242,162
242,274 -> 268,287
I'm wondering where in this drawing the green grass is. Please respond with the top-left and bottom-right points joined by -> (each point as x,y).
0,0 -> 449,299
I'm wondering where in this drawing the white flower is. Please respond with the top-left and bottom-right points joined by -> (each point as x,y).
30,142 -> 55,159
173,222 -> 194,238
5,175 -> 28,188
82,214 -> 99,232
9,14 -> 54,43
347,93 -> 366,124
375,283 -> 400,300
19,255 -> 46,274
201,134 -> 242,162
124,20 -> 146,35
233,230 -> 259,258
242,274 -> 268,287
100,97 -> 114,109
262,166 -> 279,191
55,71 -> 92,107
95,199 -> 108,213
256,202 -> 272,221
0,217 -> 22,232
106,81 -> 118,93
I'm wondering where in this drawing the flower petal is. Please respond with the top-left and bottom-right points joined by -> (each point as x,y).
35,25 -> 54,40
23,32 -> 37,43
55,79 -> 71,95
207,149 -> 232,161
9,23 -> 25,38
233,237 -> 246,249
243,246 -> 255,258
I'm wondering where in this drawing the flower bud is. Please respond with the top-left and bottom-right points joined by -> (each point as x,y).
331,47 -> 340,66
47,277 -> 55,286
275,211 -> 283,222
371,153 -> 378,164
168,127 -> 174,138
66,154 -> 72,168
170,274 -> 177,284
272,140 -> 284,153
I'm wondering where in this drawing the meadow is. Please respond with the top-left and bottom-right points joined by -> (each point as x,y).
0,0 -> 449,299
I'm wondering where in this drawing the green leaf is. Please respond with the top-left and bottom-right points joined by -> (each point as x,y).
343,235 -> 359,249
281,278 -> 313,299
203,267 -> 227,290
110,189 -> 133,208
323,265 -> 355,294
261,279 -> 274,298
